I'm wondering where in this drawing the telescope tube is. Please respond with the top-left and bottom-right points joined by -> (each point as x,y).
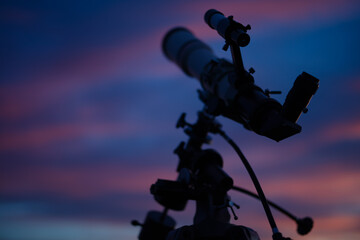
162,27 -> 217,79
162,27 -> 302,141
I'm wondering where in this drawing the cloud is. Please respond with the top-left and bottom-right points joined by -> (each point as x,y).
290,117 -> 360,159
345,74 -> 360,93
0,22 -> 176,121
0,164 -> 175,198
256,162 -> 360,219
1,2 -> 359,240
0,121 -> 142,151
178,0 -> 360,24
317,119 -> 360,144
0,218 -> 139,240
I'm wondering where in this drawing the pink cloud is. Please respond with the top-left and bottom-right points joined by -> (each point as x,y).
0,164 -> 175,198
261,163 -> 360,206
279,116 -> 360,159
226,162 -> 360,239
0,219 -> 140,240
346,74 -> 360,93
2,0 -> 359,123
313,214 -> 360,234
163,0 -> 360,44
232,116 -> 360,167
2,154 -> 358,212
0,27 -> 168,121
318,118 -> 360,143
263,214 -> 360,240
0,121 -> 144,151
1,151 -> 359,240
228,206 -> 360,240
177,0 -> 359,24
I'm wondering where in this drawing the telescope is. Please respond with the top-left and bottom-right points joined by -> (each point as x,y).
132,9 -> 319,240
162,10 -> 319,142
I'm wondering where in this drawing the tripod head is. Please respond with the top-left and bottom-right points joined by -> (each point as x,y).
150,110 -> 260,240
151,111 -> 233,210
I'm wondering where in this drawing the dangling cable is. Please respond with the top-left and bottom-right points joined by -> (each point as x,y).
218,129 -> 279,234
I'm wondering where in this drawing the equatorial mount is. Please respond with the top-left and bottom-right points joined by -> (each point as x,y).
133,8 -> 318,240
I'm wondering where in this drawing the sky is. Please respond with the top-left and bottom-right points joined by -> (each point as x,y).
1,0 -> 360,239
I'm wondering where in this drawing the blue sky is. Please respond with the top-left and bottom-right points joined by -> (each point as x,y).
1,1 -> 360,239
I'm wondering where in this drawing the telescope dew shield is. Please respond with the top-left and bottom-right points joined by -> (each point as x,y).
162,27 -> 216,79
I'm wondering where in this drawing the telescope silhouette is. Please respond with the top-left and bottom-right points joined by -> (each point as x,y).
132,9 -> 318,240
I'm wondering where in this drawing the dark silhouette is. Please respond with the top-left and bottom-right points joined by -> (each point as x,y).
132,9 -> 318,240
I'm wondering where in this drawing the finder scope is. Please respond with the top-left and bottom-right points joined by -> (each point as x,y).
204,9 -> 250,47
